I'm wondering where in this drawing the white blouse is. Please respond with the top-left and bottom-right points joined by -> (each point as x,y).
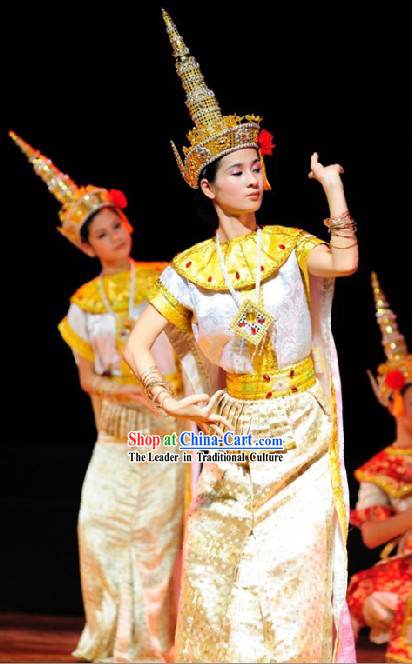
158,248 -> 313,373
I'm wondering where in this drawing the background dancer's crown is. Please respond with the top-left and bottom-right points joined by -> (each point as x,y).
367,271 -> 411,414
10,131 -> 128,248
162,9 -> 273,189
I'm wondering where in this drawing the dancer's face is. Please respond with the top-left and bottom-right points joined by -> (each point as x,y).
388,384 -> 412,432
402,385 -> 412,430
81,208 -> 132,261
200,148 -> 264,215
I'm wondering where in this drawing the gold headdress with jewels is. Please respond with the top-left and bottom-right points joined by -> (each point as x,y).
9,131 -> 130,249
162,9 -> 274,190
368,271 -> 412,415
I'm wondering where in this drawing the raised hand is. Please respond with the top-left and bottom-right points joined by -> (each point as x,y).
308,152 -> 344,189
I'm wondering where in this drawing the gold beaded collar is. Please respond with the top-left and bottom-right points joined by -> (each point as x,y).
71,262 -> 168,314
171,225 -> 303,291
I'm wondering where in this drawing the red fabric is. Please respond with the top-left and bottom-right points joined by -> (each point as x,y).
347,555 -> 412,661
108,189 -> 128,210
257,129 -> 275,155
350,504 -> 393,528
385,370 -> 406,391
354,447 -> 412,498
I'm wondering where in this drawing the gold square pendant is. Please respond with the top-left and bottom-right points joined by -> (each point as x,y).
230,299 -> 274,346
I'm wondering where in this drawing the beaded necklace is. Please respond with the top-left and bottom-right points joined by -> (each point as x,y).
98,259 -> 136,341
215,228 -> 274,346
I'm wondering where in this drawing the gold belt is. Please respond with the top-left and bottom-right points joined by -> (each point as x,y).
225,355 -> 316,400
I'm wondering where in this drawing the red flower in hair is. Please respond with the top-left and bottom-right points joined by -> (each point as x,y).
109,189 -> 128,210
385,369 -> 405,391
258,129 -> 276,156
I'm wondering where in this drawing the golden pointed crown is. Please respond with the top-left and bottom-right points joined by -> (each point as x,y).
9,131 -> 128,248
367,271 -> 411,410
162,9 -> 271,189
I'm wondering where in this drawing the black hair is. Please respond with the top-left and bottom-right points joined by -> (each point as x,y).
192,158 -> 222,228
80,205 -> 121,244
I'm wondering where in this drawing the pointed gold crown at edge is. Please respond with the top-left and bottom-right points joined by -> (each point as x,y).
368,271 -> 411,406
162,9 -> 263,189
9,131 -> 79,207
371,271 -> 408,363
9,131 -> 124,249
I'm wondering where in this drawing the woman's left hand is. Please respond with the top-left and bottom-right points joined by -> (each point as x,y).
308,152 -> 344,189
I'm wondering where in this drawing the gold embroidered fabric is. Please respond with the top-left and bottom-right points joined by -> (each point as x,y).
59,315 -> 95,362
225,354 -> 315,400
58,263 -> 187,662
175,379 -> 335,662
73,432 -> 185,663
295,233 -> 328,305
71,262 -> 168,314
148,279 -> 193,333
355,445 -> 412,499
171,225 -> 303,291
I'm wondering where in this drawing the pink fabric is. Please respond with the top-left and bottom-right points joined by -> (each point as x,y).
338,602 -> 357,662
331,335 -> 357,663
308,272 -> 356,662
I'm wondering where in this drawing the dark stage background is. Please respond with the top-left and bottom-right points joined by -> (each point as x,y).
1,2 -> 411,615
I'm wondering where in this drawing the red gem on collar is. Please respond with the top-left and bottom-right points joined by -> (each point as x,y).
208,276 -> 212,282
279,244 -> 285,249
263,374 -> 271,382
266,392 -> 273,399
185,261 -> 192,268
235,271 -> 240,279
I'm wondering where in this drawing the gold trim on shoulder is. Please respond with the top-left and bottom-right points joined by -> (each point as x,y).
71,262 -> 168,314
386,444 -> 412,456
58,316 -> 95,362
171,225 -> 304,291
148,279 -> 193,333
295,234 -> 328,306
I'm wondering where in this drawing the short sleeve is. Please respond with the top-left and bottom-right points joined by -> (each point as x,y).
350,481 -> 393,528
147,265 -> 193,333
295,232 -> 328,304
58,303 -> 95,363
295,232 -> 327,272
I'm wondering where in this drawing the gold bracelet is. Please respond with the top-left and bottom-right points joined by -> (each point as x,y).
323,209 -> 351,226
140,366 -> 176,413
330,240 -> 358,249
324,210 -> 357,234
140,365 -> 158,381
157,391 -> 174,411
330,231 -> 357,238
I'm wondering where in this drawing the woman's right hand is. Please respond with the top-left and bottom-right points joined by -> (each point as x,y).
162,390 -> 232,437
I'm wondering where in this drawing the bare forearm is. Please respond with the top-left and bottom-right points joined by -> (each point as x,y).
77,356 -> 123,400
123,304 -> 176,409
82,374 -> 116,397
361,510 -> 412,549
124,342 -> 157,380
323,180 -> 347,217
323,182 -> 358,274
